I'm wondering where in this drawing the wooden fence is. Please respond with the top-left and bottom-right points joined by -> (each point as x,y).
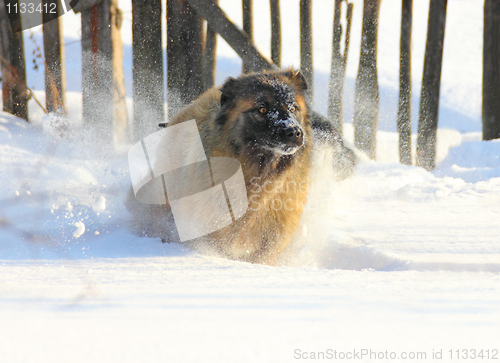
1,0 -> 499,170
1,0 -> 315,140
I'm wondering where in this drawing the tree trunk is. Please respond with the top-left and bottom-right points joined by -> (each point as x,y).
0,0 -> 28,121
397,0 -> 412,165
43,0 -> 66,114
353,0 -> 380,159
416,0 -> 447,170
132,0 -> 164,140
482,0 -> 500,141
300,0 -> 313,103
328,0 -> 353,134
270,0 -> 281,67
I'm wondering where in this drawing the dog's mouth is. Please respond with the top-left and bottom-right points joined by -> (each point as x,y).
261,138 -> 304,156
275,142 -> 302,155
258,126 -> 305,156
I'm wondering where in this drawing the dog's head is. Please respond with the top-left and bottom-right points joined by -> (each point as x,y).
216,69 -> 311,159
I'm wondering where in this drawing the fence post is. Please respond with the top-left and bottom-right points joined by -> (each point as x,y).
300,0 -> 313,103
167,0 -> 182,118
203,0 -> 218,90
397,0 -> 412,165
166,0 -> 204,118
242,0 -> 253,73
416,0 -> 447,170
482,0 -> 500,141
270,0 -> 281,67
132,0 -> 164,140
78,0 -> 128,145
182,1 -> 204,101
42,0 -> 66,114
0,0 -> 28,121
328,0 -> 353,134
353,0 -> 380,159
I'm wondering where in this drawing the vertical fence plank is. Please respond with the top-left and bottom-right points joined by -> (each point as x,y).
166,0 -> 183,118
353,0 -> 380,159
42,0 -> 66,114
80,0 -> 128,145
132,0 -> 164,140
0,1 -> 11,112
110,0 -> 128,142
416,0 -> 447,170
300,0 -> 313,103
203,0 -> 217,90
0,0 -> 28,121
181,0 -> 204,100
242,0 -> 253,73
269,0 -> 281,67
397,0 -> 412,165
81,3 -> 110,139
328,0 -> 343,131
482,0 -> 500,141
328,0 -> 353,134
167,0 -> 203,118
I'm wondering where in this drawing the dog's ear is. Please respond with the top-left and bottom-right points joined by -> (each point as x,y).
281,69 -> 308,91
220,77 -> 238,106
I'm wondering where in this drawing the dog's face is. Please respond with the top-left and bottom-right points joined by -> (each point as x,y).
216,70 -> 311,159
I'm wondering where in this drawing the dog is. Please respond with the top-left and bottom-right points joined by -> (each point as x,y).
126,69 -> 355,265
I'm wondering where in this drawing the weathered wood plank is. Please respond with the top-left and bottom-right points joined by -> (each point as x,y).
0,0 -> 28,120
270,0 -> 281,67
72,0 -> 104,13
482,0 -> 500,141
43,0 -> 66,113
203,0 -> 218,90
186,0 -> 274,72
166,0 -> 204,116
416,0 -> 447,170
242,0 -> 253,73
353,0 -> 380,159
81,0 -> 128,144
132,0 -> 164,139
397,0 -> 412,165
181,1 -> 204,101
328,0 -> 353,134
166,0 -> 183,118
300,0 -> 313,103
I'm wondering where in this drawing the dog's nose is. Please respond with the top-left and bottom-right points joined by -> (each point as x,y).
283,125 -> 304,145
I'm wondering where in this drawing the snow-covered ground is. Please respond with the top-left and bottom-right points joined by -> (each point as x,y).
1,0 -> 500,362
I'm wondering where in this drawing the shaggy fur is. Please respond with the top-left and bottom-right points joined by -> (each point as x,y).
126,69 -> 355,265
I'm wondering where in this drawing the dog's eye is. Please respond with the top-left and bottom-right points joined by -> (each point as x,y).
290,106 -> 296,113
259,107 -> 267,114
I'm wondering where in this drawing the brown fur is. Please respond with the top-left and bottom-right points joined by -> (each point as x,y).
128,69 -> 314,265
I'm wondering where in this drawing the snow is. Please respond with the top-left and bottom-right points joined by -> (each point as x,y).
72,221 -> 85,238
1,0 -> 500,362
